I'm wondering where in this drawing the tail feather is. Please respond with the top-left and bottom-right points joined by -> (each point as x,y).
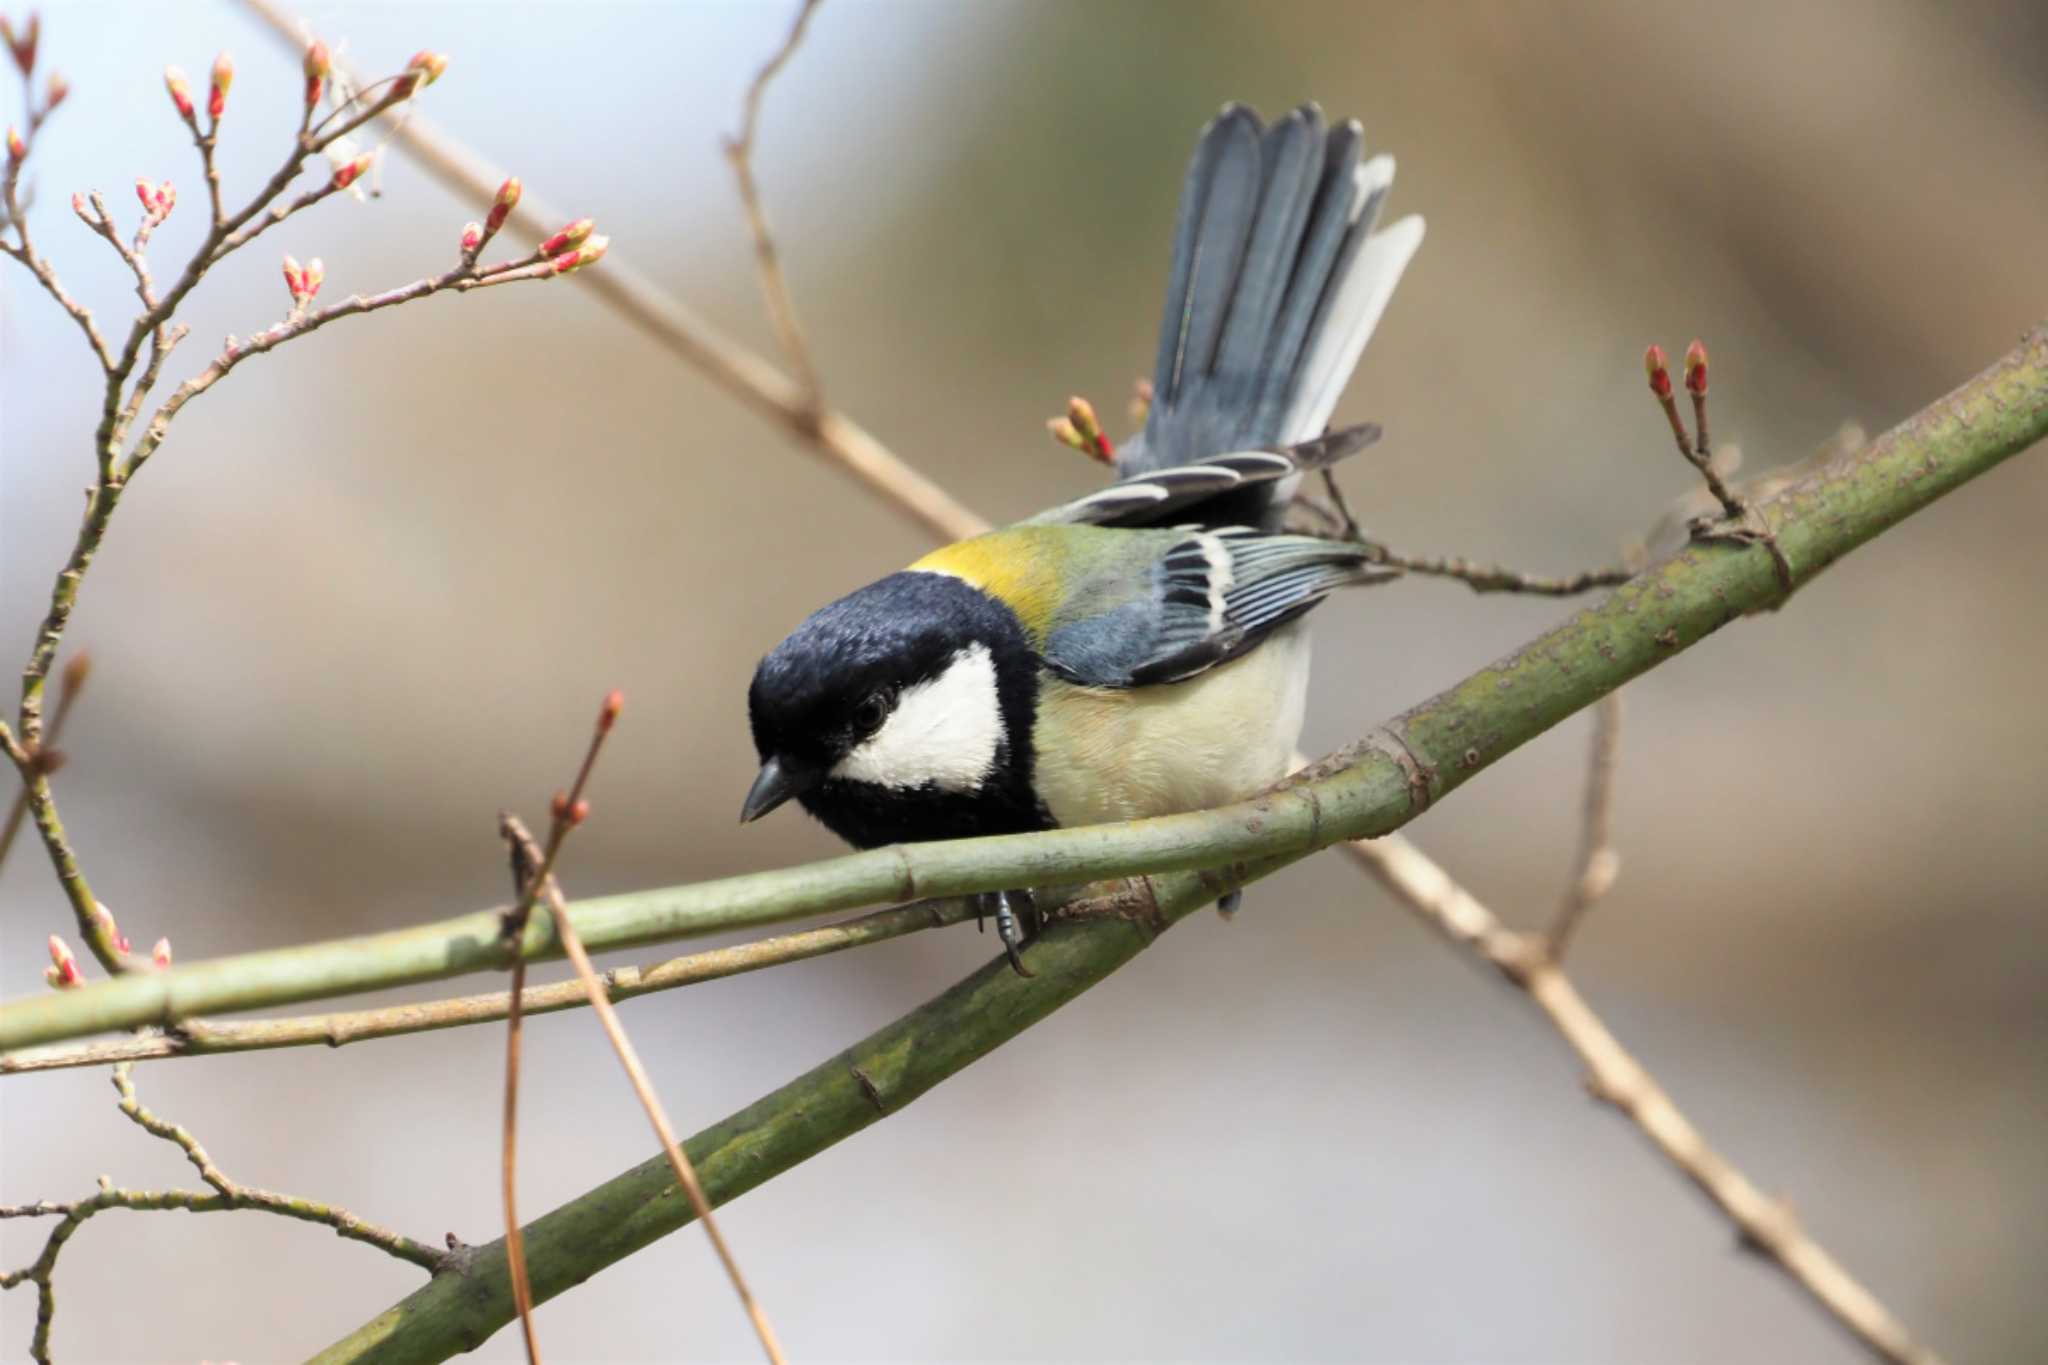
1124,102 -> 1423,528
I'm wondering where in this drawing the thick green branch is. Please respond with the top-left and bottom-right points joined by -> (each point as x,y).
1,326 -> 2042,1058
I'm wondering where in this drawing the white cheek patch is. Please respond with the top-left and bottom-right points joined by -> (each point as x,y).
830,643 -> 1004,793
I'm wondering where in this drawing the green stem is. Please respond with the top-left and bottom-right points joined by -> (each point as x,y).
2,327 -> 2044,1057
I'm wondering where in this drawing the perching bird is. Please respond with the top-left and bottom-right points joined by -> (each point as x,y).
742,102 -> 1425,973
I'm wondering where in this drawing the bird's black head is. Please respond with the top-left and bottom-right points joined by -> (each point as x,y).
743,571 -> 1048,848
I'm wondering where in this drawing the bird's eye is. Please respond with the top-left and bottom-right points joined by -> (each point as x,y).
851,689 -> 892,734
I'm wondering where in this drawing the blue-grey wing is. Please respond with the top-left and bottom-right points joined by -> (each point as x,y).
1042,530 -> 1398,689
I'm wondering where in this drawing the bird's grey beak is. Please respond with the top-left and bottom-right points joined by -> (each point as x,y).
740,756 -> 815,823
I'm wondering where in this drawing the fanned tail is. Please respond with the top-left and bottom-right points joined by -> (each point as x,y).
1117,102 -> 1423,528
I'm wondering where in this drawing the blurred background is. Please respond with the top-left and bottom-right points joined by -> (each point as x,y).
4,1 -> 2045,1360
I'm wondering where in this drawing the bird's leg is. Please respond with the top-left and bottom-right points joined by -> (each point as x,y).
981,888 -> 1036,978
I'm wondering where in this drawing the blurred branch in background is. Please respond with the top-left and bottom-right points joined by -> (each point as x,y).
2,1062 -> 445,1363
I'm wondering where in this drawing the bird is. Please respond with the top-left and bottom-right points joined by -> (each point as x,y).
742,102 -> 1425,975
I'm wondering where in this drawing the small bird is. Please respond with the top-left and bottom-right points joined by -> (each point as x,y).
743,103 -> 1425,973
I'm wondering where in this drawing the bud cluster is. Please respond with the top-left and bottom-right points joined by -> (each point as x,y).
281,253 -> 325,306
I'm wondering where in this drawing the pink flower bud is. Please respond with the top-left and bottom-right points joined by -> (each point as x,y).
302,257 -> 324,298
151,938 -> 173,970
209,52 -> 232,120
70,190 -> 89,220
1,15 -> 38,78
485,175 -> 520,234
568,798 -> 590,826
551,235 -> 609,275
303,40 -> 329,109
164,66 -> 194,121
407,50 -> 448,87
155,181 -> 175,216
47,935 -> 80,987
1683,339 -> 1709,396
44,70 -> 66,111
331,152 -> 371,191
537,217 -> 595,256
136,178 -> 158,212
282,253 -> 305,299
1644,344 -> 1673,401
460,220 -> 482,252
6,125 -> 24,164
600,689 -> 624,732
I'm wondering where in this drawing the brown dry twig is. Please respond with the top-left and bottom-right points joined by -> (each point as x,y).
0,1062 -> 443,1364
1547,689 -> 1623,957
725,0 -> 825,419
1342,834 -> 1943,1365
499,697 -> 787,1365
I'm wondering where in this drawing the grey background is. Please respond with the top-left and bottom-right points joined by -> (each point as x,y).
3,1 -> 2044,1361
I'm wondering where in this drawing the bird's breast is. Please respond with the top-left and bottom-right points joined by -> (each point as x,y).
1031,621 -> 1312,827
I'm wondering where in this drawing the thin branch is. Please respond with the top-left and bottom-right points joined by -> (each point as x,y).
0,896 -> 979,1074
3,1064 -> 443,1363
1312,470 -> 1633,597
1340,834 -> 1943,1365
1548,689 -> 1623,956
0,651 -> 86,875
725,0 -> 826,418
500,947 -> 541,1363
233,0 -> 988,545
504,744 -> 787,1364
8,325 -> 2045,1052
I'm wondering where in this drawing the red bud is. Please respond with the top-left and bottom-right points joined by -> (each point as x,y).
460,220 -> 482,252
302,257 -> 324,298
1683,339 -> 1708,396
600,689 -> 624,731
47,934 -> 80,986
155,180 -> 175,216
484,176 -> 520,234
282,253 -> 305,299
550,790 -> 570,821
151,937 -> 173,970
209,52 -> 232,121
44,70 -> 66,111
1644,344 -> 1673,400
303,40 -> 329,110
136,178 -> 157,212
5,125 -> 23,164
568,799 -> 590,826
1,15 -> 38,77
164,66 -> 194,121
537,217 -> 594,256
551,235 -> 608,275
331,152 -> 372,191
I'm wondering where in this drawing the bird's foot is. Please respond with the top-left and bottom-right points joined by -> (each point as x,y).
979,888 -> 1037,978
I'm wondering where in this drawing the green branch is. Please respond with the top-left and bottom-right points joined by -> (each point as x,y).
2,327 -> 2044,1064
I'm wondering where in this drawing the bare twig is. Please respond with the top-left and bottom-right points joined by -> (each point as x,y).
0,651 -> 86,874
1,1063 -> 442,1363
1311,470 -> 1633,597
1547,689 -> 1623,956
503,808 -> 789,1365
1340,833 -> 1943,1365
495,692 -> 786,1363
726,0 -> 825,418
499,838 -> 543,1362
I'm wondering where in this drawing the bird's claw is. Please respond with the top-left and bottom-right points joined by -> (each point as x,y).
984,889 -> 1036,978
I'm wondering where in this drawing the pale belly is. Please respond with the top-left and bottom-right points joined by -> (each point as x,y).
1032,622 -> 1311,827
